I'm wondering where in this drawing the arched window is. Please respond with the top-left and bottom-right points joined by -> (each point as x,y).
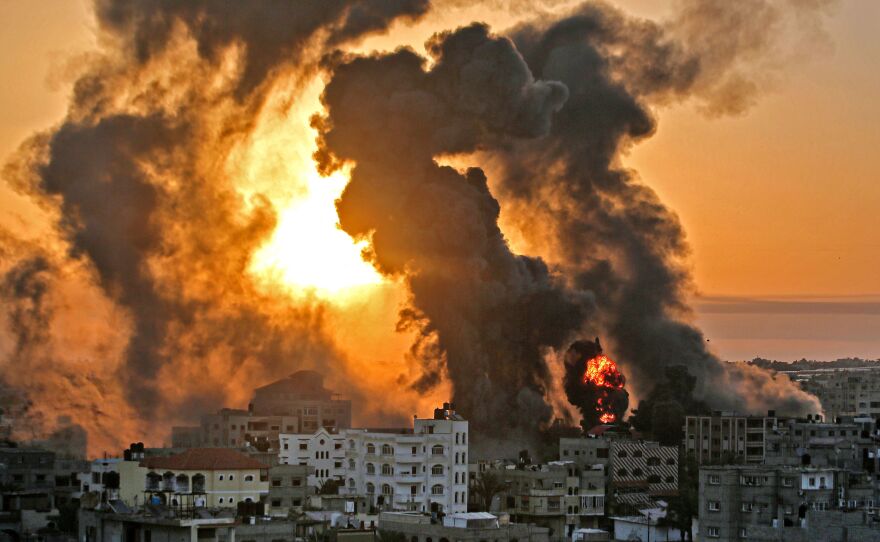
348,478 -> 356,488
349,439 -> 355,449
244,474 -> 254,482
162,471 -> 175,491
367,444 -> 376,455
146,472 -> 161,491
382,464 -> 393,476
175,473 -> 190,492
454,452 -> 459,464
349,459 -> 356,469
432,465 -> 444,476
366,483 -> 375,494
192,474 -> 206,493
367,463 -> 376,475
431,484 -> 444,495
228,474 -> 234,481
219,497 -> 224,504
455,434 -> 460,445
432,445 -> 444,456
382,444 -> 394,455
567,506 -> 572,514
382,484 -> 393,495
617,468 -> 628,477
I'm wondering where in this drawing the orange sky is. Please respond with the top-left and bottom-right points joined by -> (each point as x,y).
1,0 -> 878,361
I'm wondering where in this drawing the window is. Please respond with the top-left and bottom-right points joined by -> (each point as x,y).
708,501 -> 720,511
349,459 -> 355,469
382,484 -> 393,495
367,463 -> 376,475
299,443 -> 307,450
432,465 -> 444,476
782,477 -> 793,487
432,484 -> 444,495
366,483 -> 375,494
348,478 -> 356,488
271,499 -> 282,507
219,498 -> 224,504
432,445 -> 444,455
708,475 -> 720,485
739,528 -> 748,538
245,474 -> 254,482
219,475 -> 224,481
272,479 -> 282,487
367,444 -> 376,455
707,526 -> 719,538
382,444 -> 394,455
229,474 -> 234,481
382,464 -> 393,476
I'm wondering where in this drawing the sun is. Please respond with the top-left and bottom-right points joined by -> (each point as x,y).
249,167 -> 382,297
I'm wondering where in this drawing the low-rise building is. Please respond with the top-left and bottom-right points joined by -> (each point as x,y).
141,448 -> 269,508
378,511 -> 550,542
268,464 -> 313,517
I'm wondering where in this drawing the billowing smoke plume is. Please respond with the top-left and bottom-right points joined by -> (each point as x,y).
489,0 -> 826,414
315,24 -> 591,450
0,0 -> 430,453
316,0 -> 826,448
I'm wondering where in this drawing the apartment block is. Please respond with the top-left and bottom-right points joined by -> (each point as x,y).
698,465 -> 875,541
684,412 -> 789,464
339,403 -> 469,515
278,427 -> 346,488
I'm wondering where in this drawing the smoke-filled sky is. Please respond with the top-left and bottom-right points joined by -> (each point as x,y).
0,0 -> 877,454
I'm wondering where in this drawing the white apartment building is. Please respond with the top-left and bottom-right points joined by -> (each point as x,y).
278,428 -> 346,488
277,403 -> 468,515
341,403 -> 468,515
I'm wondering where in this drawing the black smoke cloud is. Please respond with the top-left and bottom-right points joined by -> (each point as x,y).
0,0 -> 431,450
315,23 -> 591,448
317,0 -> 825,447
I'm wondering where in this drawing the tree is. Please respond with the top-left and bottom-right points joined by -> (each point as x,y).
471,471 -> 505,511
669,452 -> 699,540
317,478 -> 342,495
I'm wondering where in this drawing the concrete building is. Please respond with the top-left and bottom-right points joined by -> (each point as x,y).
490,461 -> 605,540
79,507 -> 237,542
251,371 -> 352,431
172,371 -> 351,453
698,465 -> 876,541
79,457 -> 149,508
608,440 -> 678,513
141,448 -> 269,508
267,464 -> 314,517
792,367 -> 880,421
684,412 -> 789,465
764,418 -> 876,472
0,447 -> 55,492
279,428 -> 346,488
338,404 -> 468,516
378,511 -> 550,542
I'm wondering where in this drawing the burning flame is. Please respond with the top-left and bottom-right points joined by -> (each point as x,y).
583,354 -> 625,424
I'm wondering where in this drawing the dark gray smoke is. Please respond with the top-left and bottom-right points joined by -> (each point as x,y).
315,23 -> 592,446
489,0 -> 825,412
1,0 -> 431,448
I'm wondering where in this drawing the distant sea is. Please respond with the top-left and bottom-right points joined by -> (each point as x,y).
692,295 -> 880,362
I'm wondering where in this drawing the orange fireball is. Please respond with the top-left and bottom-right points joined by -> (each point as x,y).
583,354 -> 626,423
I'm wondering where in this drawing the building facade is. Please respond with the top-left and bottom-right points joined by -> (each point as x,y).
267,464 -> 314,517
339,404 -> 468,515
685,412 -> 789,465
278,428 -> 346,488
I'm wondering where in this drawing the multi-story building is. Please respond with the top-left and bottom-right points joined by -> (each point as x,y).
793,367 -> 880,421
78,456 -> 149,507
684,411 -> 791,464
559,437 -> 611,468
278,428 -> 346,488
339,403 -> 468,515
267,464 -> 314,517
609,440 -> 678,514
141,448 -> 269,508
0,447 -> 55,491
698,465 -> 875,541
251,370 -> 352,432
378,511 -> 551,542
171,371 -> 351,452
490,461 -> 605,540
764,418 -> 876,472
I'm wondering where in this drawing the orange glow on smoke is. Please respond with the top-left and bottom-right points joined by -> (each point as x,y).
583,354 -> 625,423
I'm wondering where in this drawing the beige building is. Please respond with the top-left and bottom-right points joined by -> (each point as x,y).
142,448 -> 269,508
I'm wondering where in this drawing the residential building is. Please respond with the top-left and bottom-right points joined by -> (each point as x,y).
764,418 -> 876,472
339,403 -> 468,516
171,371 -> 351,452
684,411 -> 789,464
489,461 -> 605,540
251,370 -> 352,432
278,428 -> 346,488
698,465 -> 875,542
608,440 -> 678,513
79,457 -> 149,508
0,447 -> 55,491
267,464 -> 314,517
141,448 -> 269,508
79,506 -> 237,542
792,367 -> 880,420
559,437 -> 611,468
378,511 -> 551,542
